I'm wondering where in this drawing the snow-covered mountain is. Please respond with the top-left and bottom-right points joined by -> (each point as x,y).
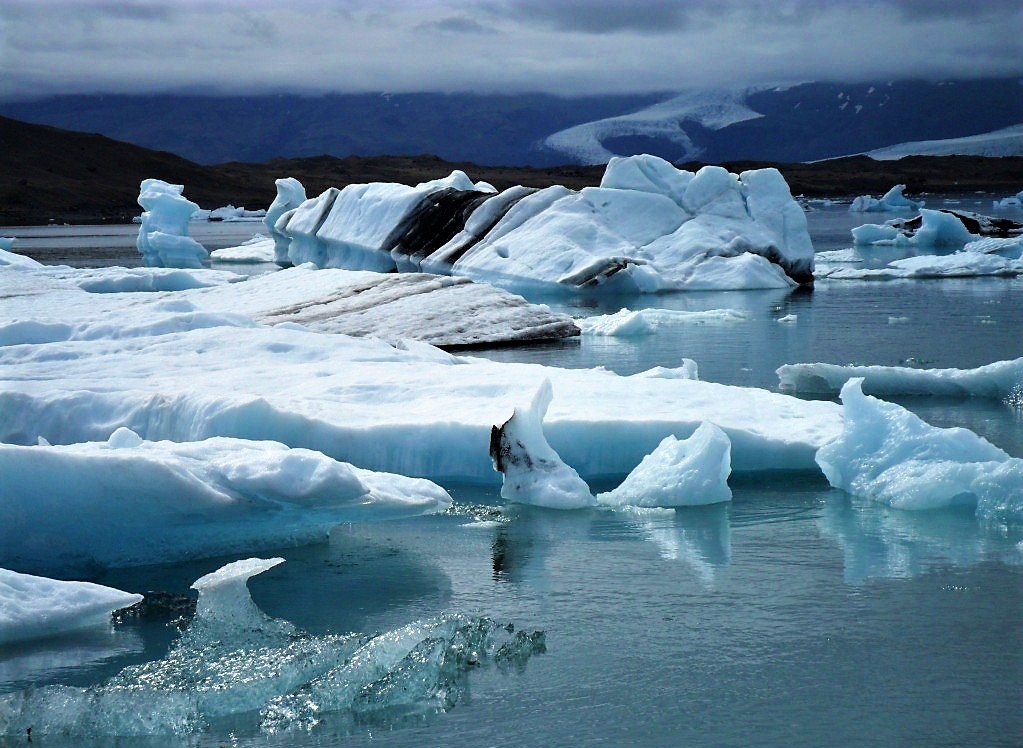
1,78 -> 1019,165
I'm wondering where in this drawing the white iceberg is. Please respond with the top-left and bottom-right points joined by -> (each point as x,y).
0,569 -> 142,645
849,184 -> 923,212
489,380 -> 596,509
265,177 -> 308,266
136,179 -> 209,268
852,208 -> 975,248
577,307 -> 747,336
209,234 -> 275,263
0,237 -> 16,251
777,358 -> 1023,400
596,423 -> 732,507
992,190 -> 1023,210
274,156 -> 815,292
816,379 -> 1023,520
816,251 -> 1023,280
0,429 -> 451,574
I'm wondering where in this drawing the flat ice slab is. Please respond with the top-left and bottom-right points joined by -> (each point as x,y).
778,358 -> 1023,400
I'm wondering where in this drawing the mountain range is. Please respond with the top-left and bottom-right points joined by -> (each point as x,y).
2,78 -> 1020,166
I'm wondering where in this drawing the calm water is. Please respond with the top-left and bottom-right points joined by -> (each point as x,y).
2,197 -> 1022,747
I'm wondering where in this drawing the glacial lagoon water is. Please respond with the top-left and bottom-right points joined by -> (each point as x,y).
1,198 -> 1021,746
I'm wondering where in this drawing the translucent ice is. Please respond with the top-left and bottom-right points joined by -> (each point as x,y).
849,184 -> 923,212
0,559 -> 544,738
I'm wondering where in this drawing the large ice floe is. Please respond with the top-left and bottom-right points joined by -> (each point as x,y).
577,307 -> 747,337
816,379 -> 1023,520
0,558 -> 545,738
0,569 -> 142,645
778,358 -> 1023,400
136,179 -> 209,268
0,429 -> 451,575
272,155 -> 815,292
0,250 -> 840,485
848,184 -> 923,213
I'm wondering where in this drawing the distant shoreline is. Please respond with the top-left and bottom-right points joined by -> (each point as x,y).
3,115 -> 1022,227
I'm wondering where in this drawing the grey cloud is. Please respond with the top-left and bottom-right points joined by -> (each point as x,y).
497,0 -> 693,34
417,16 -> 496,35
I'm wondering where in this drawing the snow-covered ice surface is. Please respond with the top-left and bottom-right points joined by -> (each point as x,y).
0,429 -> 451,575
275,156 -> 815,292
817,379 -> 1023,520
136,179 -> 209,268
865,123 -> 1023,160
543,88 -> 765,164
778,358 -> 1023,400
849,184 -> 924,212
0,570 -> 142,645
0,558 -> 544,738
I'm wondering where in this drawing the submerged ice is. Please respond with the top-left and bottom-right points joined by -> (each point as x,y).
0,558 -> 544,739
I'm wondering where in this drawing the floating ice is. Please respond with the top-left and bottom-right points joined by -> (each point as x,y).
136,179 -> 209,268
209,234 -> 275,263
577,307 -> 747,336
778,357 -> 1023,400
992,190 -> 1023,210
816,379 -> 1023,519
490,380 -> 596,509
0,559 -> 544,738
0,569 -> 142,645
852,208 -> 975,248
266,177 -> 308,265
0,246 -> 40,268
0,430 -> 451,575
849,184 -> 923,212
275,156 -> 815,291
0,237 -> 15,251
816,251 -> 1023,280
596,423 -> 732,507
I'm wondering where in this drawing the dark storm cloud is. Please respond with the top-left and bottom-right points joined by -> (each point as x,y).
0,0 -> 1019,100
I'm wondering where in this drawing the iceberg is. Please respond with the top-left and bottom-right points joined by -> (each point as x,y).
274,156 -> 815,291
0,237 -> 15,251
992,190 -> 1023,210
265,177 -> 308,266
0,559 -> 544,738
577,307 -> 747,337
849,184 -> 923,212
777,358 -> 1023,400
596,423 -> 732,507
816,251 -> 1023,280
0,429 -> 451,575
209,234 -> 275,263
490,380 -> 596,509
816,379 -> 1023,520
0,569 -> 142,645
136,179 -> 209,268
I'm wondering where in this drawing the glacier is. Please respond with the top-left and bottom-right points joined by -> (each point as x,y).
273,155 -> 815,292
0,429 -> 451,575
136,179 -> 209,268
778,358 -> 1023,400
0,569 -> 142,645
0,558 -> 544,738
816,380 -> 1023,520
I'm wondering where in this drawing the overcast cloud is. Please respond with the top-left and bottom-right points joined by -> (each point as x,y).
0,0 -> 1019,100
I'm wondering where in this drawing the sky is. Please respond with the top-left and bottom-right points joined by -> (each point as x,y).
1,0 -> 1020,101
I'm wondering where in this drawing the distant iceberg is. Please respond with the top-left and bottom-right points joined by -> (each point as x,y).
778,358 -> 1023,400
0,569 -> 141,645
849,184 -> 923,212
273,155 -> 815,292
577,307 -> 747,336
817,379 -> 1023,520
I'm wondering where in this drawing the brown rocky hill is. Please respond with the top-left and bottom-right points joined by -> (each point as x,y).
2,115 -> 1021,226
